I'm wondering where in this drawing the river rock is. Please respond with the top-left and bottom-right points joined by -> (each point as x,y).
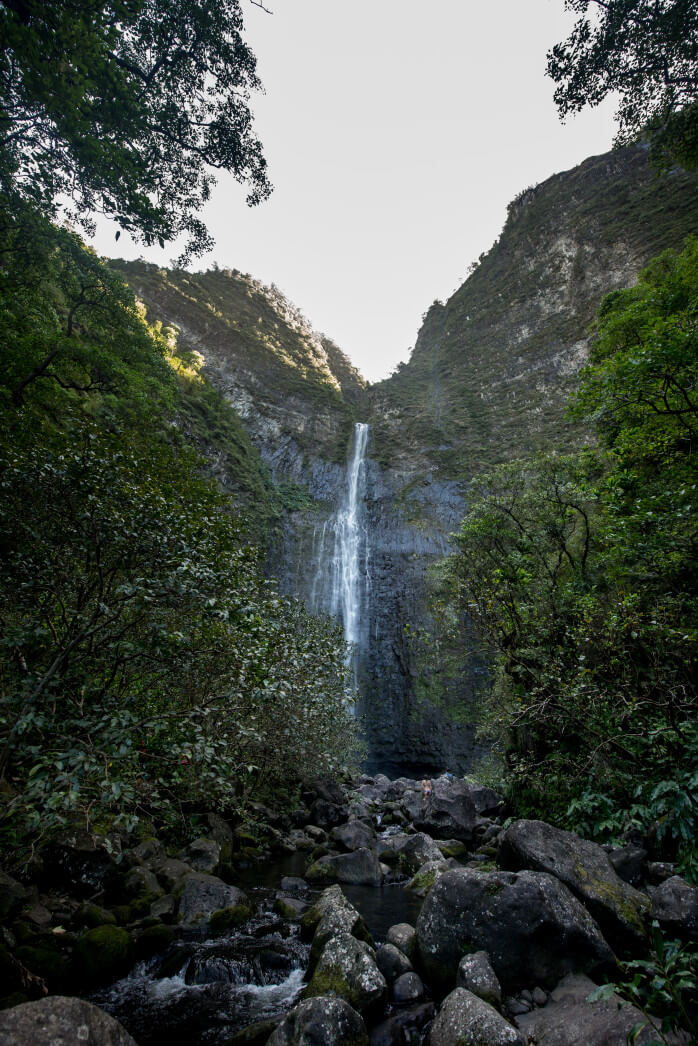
498,819 -> 649,952
392,832 -> 445,873
402,778 -> 478,842
309,799 -> 346,829
306,847 -> 383,885
416,867 -> 614,993
177,873 -> 249,931
457,951 -> 502,1009
40,832 -> 119,899
303,885 -> 373,966
123,865 -> 162,899
267,996 -> 368,1046
405,859 -> 449,896
147,857 -> 192,892
178,837 -> 221,874
429,988 -> 525,1046
0,870 -> 29,919
330,819 -> 377,852
386,922 -> 417,961
514,972 -> 681,1044
652,875 -> 698,940
375,942 -> 413,982
393,971 -> 424,1005
608,845 -> 647,886
369,1002 -> 435,1046
305,932 -> 387,1017
0,996 -> 138,1046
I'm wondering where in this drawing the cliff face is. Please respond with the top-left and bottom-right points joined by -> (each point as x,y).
372,144 -> 698,478
118,144 -> 698,776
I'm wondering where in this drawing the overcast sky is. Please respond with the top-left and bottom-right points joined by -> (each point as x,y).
90,0 -> 618,383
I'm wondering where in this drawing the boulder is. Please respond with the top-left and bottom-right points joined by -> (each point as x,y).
330,820 -> 377,852
178,838 -> 221,875
40,833 -> 119,899
123,866 -> 162,899
499,819 -> 649,952
652,875 -> 698,941
405,859 -> 449,896
457,951 -> 502,1009
302,885 -> 373,965
428,988 -> 525,1046
416,867 -> 615,993
375,942 -> 413,983
306,848 -> 383,886
305,933 -> 387,1017
73,925 -> 134,986
402,778 -> 478,842
0,870 -> 29,920
0,996 -> 138,1046
205,813 -> 234,863
514,972 -> 682,1045
369,1002 -> 435,1046
309,799 -> 346,829
176,873 -> 249,931
608,846 -> 647,887
391,833 -> 445,874
392,971 -> 424,1005
267,996 -> 368,1046
386,922 -> 417,961
147,857 -> 192,892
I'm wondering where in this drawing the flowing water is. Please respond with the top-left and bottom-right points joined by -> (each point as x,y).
310,422 -> 370,694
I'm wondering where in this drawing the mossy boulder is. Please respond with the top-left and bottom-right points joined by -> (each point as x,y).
208,904 -> 253,936
75,903 -> 117,929
134,923 -> 176,958
305,934 -> 386,1018
74,925 -> 134,985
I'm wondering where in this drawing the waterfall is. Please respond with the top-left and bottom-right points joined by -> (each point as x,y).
310,422 -> 370,695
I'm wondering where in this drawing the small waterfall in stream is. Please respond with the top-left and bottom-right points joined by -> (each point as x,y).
310,422 -> 370,697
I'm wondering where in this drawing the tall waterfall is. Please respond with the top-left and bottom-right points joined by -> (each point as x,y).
310,422 -> 370,694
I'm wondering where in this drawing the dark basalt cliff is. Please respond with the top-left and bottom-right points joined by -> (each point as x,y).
118,144 -> 698,775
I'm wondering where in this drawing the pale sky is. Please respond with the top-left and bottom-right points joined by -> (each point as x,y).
90,0 -> 618,383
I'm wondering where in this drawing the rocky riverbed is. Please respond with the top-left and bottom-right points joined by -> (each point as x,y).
1,772 -> 696,1045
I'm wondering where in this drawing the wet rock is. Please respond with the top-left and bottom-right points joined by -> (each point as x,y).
429,988 -> 525,1046
402,778 -> 478,842
392,833 -> 445,873
305,933 -> 387,1017
369,1002 -> 435,1046
273,895 -> 307,919
376,942 -> 413,982
416,867 -> 615,993
305,826 -> 326,843
386,923 -> 417,961
225,1016 -> 282,1044
303,885 -> 373,967
74,903 -> 117,929
267,995 -> 368,1046
177,873 -> 249,932
514,972 -> 677,1044
280,876 -> 309,894
652,875 -> 698,941
330,819 -> 377,852
0,996 -> 138,1046
504,997 -> 530,1016
457,951 -> 502,1009
499,819 -> 649,952
393,971 -> 424,1005
179,838 -> 221,875
531,987 -> 548,1007
306,847 -> 383,886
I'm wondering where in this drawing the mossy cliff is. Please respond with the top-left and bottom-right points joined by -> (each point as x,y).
372,143 -> 698,478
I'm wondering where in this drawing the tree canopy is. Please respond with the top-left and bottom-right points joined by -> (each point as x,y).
0,0 -> 271,258
547,0 -> 698,169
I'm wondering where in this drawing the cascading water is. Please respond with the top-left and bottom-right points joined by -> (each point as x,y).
310,422 -> 370,697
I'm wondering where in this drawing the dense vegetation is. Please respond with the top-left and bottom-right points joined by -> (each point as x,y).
449,238 -> 698,876
0,207 -> 358,850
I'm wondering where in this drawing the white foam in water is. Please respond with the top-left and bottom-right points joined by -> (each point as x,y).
235,967 -> 305,1011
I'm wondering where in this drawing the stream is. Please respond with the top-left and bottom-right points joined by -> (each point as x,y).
92,840 -> 424,1045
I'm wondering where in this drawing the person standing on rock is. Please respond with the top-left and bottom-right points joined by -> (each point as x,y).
421,777 -> 433,809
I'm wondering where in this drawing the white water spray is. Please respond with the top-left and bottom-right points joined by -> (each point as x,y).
310,422 -> 370,694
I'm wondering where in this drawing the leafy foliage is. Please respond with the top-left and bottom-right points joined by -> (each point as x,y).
449,239 -> 698,871
548,0 -> 698,169
0,0 -> 270,258
589,923 -> 698,1043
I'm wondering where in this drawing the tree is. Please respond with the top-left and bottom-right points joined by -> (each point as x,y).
0,0 -> 271,258
547,0 -> 698,170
